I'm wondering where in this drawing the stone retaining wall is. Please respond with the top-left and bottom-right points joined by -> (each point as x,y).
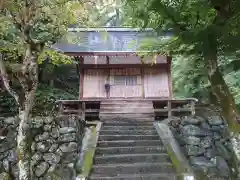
0,115 -> 85,180
168,115 -> 239,179
0,117 -> 18,179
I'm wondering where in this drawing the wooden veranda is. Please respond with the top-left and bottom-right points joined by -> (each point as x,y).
56,98 -> 198,121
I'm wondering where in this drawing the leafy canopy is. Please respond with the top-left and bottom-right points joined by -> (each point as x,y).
125,0 -> 240,57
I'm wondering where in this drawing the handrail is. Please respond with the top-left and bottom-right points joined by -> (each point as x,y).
154,122 -> 196,180
76,122 -> 102,179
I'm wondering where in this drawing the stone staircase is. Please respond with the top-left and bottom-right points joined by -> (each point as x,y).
89,118 -> 177,180
99,100 -> 155,119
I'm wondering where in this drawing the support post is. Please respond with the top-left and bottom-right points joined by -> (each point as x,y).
79,56 -> 84,100
58,101 -> 63,116
168,99 -> 172,117
167,56 -> 173,98
141,67 -> 145,98
106,56 -> 110,99
190,100 -> 196,116
80,101 -> 85,122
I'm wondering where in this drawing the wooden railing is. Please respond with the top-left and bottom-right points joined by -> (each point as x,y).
55,100 -> 101,120
56,98 -> 198,121
153,98 -> 198,118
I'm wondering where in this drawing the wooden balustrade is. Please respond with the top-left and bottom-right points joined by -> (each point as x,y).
56,98 -> 198,121
56,100 -> 101,121
153,98 -> 198,119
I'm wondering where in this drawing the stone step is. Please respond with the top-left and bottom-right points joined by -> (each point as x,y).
95,146 -> 166,155
89,173 -> 176,180
99,114 -> 155,119
98,140 -> 163,148
90,163 -> 174,176
102,120 -> 154,126
100,109 -> 154,114
102,125 -> 155,131
100,104 -> 153,107
99,130 -> 158,135
94,153 -> 170,164
100,112 -> 154,114
98,135 -> 160,141
100,104 -> 153,108
100,112 -> 154,115
101,101 -> 153,105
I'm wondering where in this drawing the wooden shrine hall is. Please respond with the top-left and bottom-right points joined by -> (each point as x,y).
53,28 -> 197,120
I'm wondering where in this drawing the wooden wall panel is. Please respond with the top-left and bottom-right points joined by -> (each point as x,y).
142,55 -> 167,64
82,55 -> 168,64
110,86 -> 126,98
109,56 -> 140,64
82,67 -> 170,99
83,69 -> 106,98
125,85 -> 142,97
110,68 -> 142,98
84,56 -> 107,64
144,68 -> 170,98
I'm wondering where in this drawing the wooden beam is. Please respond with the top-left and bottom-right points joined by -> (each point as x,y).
80,64 -> 168,69
141,67 -> 145,98
167,100 -> 172,117
106,56 -> 110,99
190,101 -> 196,116
167,56 -> 173,98
79,56 -> 84,100
64,52 -> 151,56
81,101 -> 85,121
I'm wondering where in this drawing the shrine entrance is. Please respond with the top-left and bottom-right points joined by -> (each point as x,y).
109,68 -> 142,98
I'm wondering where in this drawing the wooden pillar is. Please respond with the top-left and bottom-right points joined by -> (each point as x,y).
167,56 -> 173,98
141,67 -> 145,98
79,56 -> 84,100
106,56 -> 110,99
58,101 -> 63,116
190,100 -> 196,116
80,101 -> 85,121
168,99 -> 172,117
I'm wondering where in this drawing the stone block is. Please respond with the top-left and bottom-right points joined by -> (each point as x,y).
190,156 -> 216,168
185,145 -> 205,156
35,161 -> 49,177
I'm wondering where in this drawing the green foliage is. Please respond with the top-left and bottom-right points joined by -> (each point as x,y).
224,71 -> 240,110
0,0 -> 85,119
38,50 -> 74,65
0,91 -> 17,116
33,84 -> 77,116
125,0 -> 240,128
172,55 -> 240,110
0,84 -> 77,116
125,0 -> 240,59
172,55 -> 210,101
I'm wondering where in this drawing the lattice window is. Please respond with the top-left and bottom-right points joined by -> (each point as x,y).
113,75 -> 139,85
114,76 -> 126,85
126,76 -> 138,85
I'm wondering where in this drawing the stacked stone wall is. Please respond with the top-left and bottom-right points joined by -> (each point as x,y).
0,115 -> 85,180
168,114 -> 239,179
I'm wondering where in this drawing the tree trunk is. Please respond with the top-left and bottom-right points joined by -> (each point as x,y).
1,45 -> 40,179
204,49 -> 240,131
18,110 -> 32,180
17,45 -> 39,180
18,89 -> 36,180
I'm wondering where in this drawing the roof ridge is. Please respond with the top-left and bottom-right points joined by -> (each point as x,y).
68,27 -> 154,32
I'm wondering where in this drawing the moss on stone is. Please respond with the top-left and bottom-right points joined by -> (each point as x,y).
166,146 -> 182,173
81,149 -> 95,177
165,145 -> 193,180
80,127 -> 97,177
230,124 -> 240,134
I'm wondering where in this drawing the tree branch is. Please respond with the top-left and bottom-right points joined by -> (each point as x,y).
0,53 -> 20,106
158,3 -> 187,31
